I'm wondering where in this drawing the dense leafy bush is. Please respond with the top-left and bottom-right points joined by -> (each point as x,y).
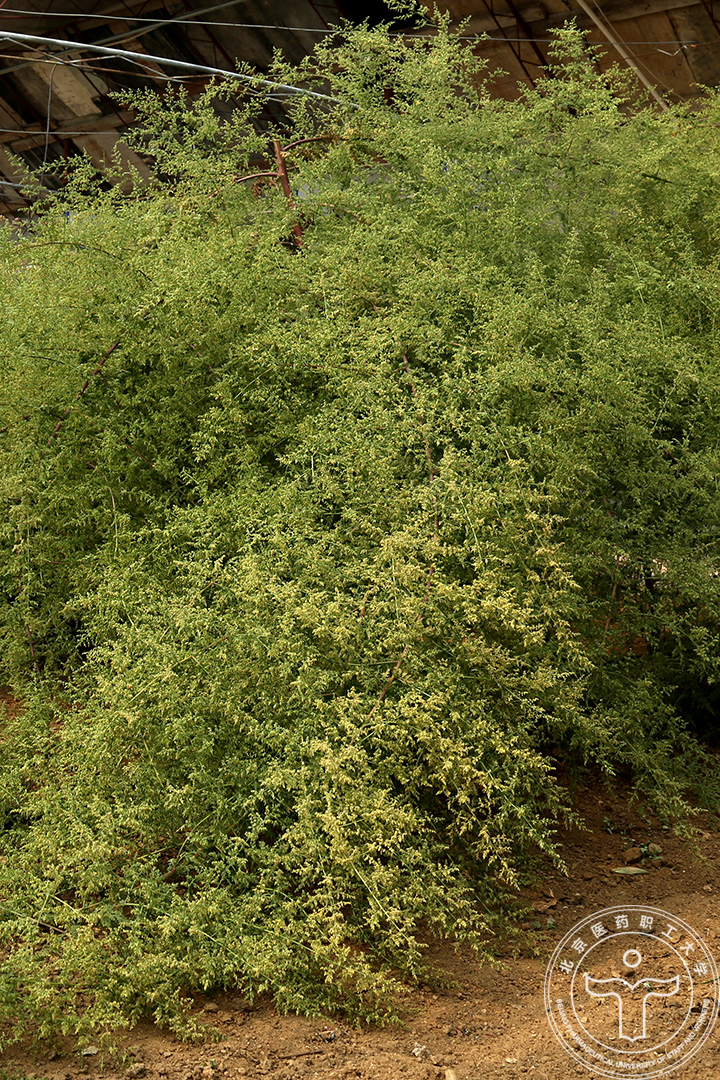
1,20 -> 720,1043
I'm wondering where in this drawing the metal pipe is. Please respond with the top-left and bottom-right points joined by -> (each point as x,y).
0,28 -> 344,103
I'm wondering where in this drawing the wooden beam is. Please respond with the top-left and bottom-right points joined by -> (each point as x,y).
429,0 -> 710,35
574,0 -> 669,106
415,4 -> 546,35
548,0 -> 711,28
1,109 -> 136,151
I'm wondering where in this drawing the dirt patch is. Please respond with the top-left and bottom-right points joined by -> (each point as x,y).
3,782 -> 720,1080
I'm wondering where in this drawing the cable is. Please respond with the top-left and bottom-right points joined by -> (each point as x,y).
0,126 -> 132,135
0,49 -> 293,98
2,3 -> 247,21
0,29 -> 345,103
0,1 -> 295,77
0,0 -> 247,24
0,15 -> 339,34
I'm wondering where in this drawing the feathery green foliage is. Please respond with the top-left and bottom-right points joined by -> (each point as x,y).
1,21 -> 720,1043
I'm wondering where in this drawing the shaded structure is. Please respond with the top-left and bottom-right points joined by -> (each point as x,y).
1,0 -> 720,215
432,0 -> 720,104
0,0 -> 350,214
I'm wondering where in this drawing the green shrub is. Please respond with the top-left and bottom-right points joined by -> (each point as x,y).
1,20 -> 720,1042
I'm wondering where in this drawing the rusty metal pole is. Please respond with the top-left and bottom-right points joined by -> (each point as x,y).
273,139 -> 304,246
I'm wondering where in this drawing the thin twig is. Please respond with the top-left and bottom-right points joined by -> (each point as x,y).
282,134 -> 334,152
186,340 -> 220,377
233,169 -> 279,184
43,338 -> 122,452
367,645 -> 410,719
277,1049 -> 325,1060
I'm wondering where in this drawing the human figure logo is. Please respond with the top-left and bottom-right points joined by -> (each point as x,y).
544,905 -> 719,1077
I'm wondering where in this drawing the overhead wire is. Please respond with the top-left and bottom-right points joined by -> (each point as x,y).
0,26 -> 712,124
0,5 -> 713,94
0,28 -> 345,102
0,0 -> 272,76
0,48 -> 300,121
0,27 -> 323,157
0,125 -> 135,135
468,36 -> 708,45
0,0 -> 247,22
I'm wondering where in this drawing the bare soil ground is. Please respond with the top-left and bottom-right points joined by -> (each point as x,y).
3,779 -> 720,1080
